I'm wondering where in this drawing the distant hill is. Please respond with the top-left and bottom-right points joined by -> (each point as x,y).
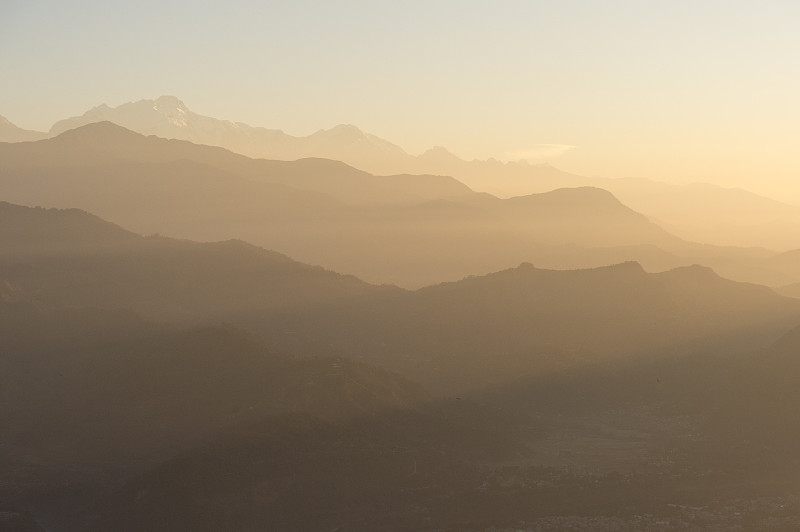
398,152 -> 800,251
0,124 -> 720,288
240,261 -> 800,392
1,119 -> 472,205
462,187 -> 682,248
763,249 -> 800,287
46,96 -> 413,169
598,179 -> 800,251
777,282 -> 800,299
0,202 -> 385,321
0,201 -> 138,255
0,115 -> 47,143
2,200 -> 798,393
7,96 -> 800,249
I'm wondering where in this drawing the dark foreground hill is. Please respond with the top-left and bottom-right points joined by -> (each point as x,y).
0,510 -> 46,532
83,411 -> 512,532
78,326 -> 800,532
0,312 -> 427,531
2,322 -> 426,468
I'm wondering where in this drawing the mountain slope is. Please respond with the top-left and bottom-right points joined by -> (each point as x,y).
0,307 -> 427,531
12,96 -> 800,249
2,200 -> 798,394
0,202 -> 386,321
1,124 -> 712,288
463,187 -> 682,248
2,324 -> 427,465
0,115 -> 47,143
599,179 -> 800,251
83,407 -> 508,532
0,201 -> 139,255
80,321 -> 800,532
48,96 -> 412,168
244,261 -> 800,392
1,119 -> 470,206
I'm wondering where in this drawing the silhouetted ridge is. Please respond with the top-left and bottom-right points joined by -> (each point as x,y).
0,121 -> 230,167
291,156 -> 369,173
0,115 -> 48,142
654,263 -> 748,287
321,123 -> 365,139
659,263 -> 719,280
419,145 -> 462,163
539,185 -> 627,204
0,201 -> 386,319
200,238 -> 296,263
431,260 -> 647,291
0,201 -> 137,249
504,186 -> 645,219
51,120 -> 144,144
152,94 -> 186,108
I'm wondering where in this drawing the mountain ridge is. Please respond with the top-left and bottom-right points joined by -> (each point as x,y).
1,123 -> 716,288
6,96 -> 800,249
3,200 -> 798,395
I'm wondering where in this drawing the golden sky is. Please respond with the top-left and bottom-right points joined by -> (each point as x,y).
2,1 -> 798,196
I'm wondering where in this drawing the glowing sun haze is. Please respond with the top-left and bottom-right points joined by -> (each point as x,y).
1,0 -> 798,197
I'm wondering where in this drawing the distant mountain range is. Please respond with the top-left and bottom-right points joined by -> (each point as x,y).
0,122 -> 701,287
6,95 -> 412,170
5,122 -> 800,288
4,96 -> 800,249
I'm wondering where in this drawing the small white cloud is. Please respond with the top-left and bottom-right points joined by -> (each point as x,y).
505,144 -> 574,162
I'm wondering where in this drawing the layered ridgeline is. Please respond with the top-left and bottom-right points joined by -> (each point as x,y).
0,122 -> 676,287
5,96 -> 800,250
3,202 -> 799,393
253,261 -> 800,390
0,204 -> 428,531
5,203 -> 800,530
0,201 -> 384,320
1,122 -> 796,288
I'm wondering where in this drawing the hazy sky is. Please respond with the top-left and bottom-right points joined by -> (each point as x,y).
2,1 -> 798,194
